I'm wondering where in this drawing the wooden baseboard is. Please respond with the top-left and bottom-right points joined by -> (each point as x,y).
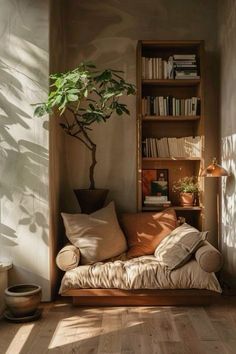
61,289 -> 221,306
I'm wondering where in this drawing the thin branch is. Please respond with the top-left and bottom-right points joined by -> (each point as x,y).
74,116 -> 95,147
62,113 -> 70,129
68,131 -> 92,150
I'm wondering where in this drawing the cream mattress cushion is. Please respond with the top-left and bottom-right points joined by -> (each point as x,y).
59,255 -> 221,294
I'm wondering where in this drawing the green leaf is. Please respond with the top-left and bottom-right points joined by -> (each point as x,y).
52,94 -> 63,106
67,88 -> 80,94
110,69 -> 124,73
85,62 -> 96,68
34,105 -> 47,117
59,96 -> 68,111
121,106 -> 130,114
116,108 -> 123,115
68,94 -> 78,102
89,103 -> 95,110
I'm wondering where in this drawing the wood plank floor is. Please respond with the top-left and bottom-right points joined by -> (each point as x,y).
1,299 -> 236,354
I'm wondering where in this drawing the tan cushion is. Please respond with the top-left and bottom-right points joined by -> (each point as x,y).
56,244 -> 80,271
121,208 -> 177,258
154,223 -> 208,270
61,202 -> 127,265
195,241 -> 223,273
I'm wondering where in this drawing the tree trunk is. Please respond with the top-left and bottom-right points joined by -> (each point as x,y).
89,144 -> 97,189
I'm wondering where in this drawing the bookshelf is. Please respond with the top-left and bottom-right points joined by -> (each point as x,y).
137,40 -> 205,229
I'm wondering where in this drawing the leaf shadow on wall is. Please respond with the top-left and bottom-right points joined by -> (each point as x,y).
0,60 -> 49,248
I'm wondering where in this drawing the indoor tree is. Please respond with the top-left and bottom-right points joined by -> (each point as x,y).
34,63 -> 136,189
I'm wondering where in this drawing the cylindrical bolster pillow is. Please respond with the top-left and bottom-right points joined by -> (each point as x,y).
195,241 -> 223,273
56,244 -> 80,271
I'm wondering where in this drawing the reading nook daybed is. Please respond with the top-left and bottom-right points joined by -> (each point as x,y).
57,202 -> 223,306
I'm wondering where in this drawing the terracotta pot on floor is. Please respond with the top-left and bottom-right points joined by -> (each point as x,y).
5,284 -> 42,317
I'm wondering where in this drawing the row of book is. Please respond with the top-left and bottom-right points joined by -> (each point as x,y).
144,195 -> 171,207
143,136 -> 202,158
142,96 -> 200,117
142,57 -> 171,79
174,54 -> 199,79
142,54 -> 200,80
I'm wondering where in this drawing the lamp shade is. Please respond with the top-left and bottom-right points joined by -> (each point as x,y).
200,158 -> 229,177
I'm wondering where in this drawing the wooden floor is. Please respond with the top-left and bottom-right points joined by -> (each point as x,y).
1,299 -> 236,354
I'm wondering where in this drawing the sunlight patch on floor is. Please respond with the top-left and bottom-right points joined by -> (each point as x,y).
47,314 -> 145,349
5,323 -> 35,354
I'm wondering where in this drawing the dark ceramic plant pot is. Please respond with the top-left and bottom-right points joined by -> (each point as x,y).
74,189 -> 109,214
5,284 -> 42,317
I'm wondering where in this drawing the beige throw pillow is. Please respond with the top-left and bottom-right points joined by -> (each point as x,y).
61,202 -> 127,265
154,223 -> 208,270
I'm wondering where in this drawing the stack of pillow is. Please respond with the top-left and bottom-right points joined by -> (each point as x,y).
57,201 -> 223,274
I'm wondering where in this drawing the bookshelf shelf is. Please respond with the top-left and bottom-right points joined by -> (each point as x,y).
142,157 -> 202,161
142,79 -> 201,86
137,40 -> 205,230
142,115 -> 200,122
142,206 -> 202,212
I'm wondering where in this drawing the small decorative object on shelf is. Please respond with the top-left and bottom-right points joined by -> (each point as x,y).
172,176 -> 199,207
142,169 -> 171,208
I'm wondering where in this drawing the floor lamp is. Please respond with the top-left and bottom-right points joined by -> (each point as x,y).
200,157 -> 229,250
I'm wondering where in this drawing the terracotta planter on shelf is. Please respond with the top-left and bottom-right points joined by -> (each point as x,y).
179,192 -> 195,207
74,188 -> 109,214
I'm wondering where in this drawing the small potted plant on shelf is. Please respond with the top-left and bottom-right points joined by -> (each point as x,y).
172,176 -> 199,206
34,63 -> 136,213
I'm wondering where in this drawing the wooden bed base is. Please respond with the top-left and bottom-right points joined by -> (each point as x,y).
61,288 -> 221,306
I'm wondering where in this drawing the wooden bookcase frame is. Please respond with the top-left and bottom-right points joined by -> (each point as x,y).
136,40 -> 205,230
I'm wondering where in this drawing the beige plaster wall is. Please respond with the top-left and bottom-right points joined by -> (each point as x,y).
62,0 -> 219,243
218,0 -> 236,287
0,0 -> 50,300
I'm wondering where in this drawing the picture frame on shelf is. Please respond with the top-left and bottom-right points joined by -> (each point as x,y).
142,169 -> 169,201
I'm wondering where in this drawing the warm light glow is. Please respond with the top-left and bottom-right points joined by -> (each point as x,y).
200,157 -> 229,177
5,323 -> 35,354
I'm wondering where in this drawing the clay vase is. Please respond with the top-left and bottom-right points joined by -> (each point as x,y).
5,284 -> 42,317
74,189 -> 109,214
179,192 -> 195,206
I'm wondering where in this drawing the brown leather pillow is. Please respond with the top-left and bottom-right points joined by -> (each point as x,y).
121,208 -> 177,258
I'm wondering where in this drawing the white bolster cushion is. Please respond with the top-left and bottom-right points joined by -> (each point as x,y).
56,244 -> 80,271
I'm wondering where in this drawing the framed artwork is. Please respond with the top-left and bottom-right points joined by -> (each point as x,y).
142,169 -> 169,200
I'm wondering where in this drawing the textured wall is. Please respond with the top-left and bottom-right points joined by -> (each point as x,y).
62,0 -> 219,242
0,0 -> 50,300
218,0 -> 236,287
